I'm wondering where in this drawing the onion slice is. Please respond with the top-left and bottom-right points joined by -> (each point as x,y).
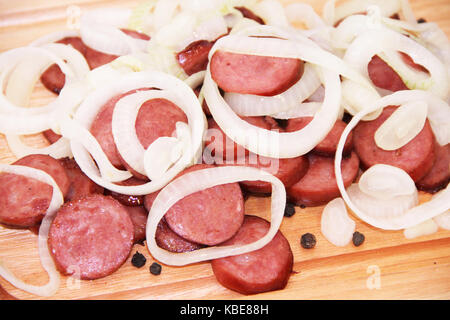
0,164 -> 63,297
403,219 -> 438,239
320,198 -> 355,247
358,164 -> 417,200
146,166 -> 286,266
375,101 -> 428,151
335,91 -> 450,230
71,71 -> 205,195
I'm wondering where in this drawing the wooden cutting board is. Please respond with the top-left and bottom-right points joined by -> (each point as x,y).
0,0 -> 449,300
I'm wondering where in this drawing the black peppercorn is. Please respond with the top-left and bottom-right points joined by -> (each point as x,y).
150,262 -> 162,275
131,251 -> 147,268
284,202 -> 296,217
300,233 -> 316,249
352,231 -> 365,247
417,18 -> 427,23
299,204 -> 306,209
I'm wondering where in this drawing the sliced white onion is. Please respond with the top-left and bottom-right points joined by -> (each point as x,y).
320,198 -> 355,247
333,0 -> 400,25
80,8 -> 147,56
359,164 -> 417,200
375,101 -> 428,151
399,0 -> 416,24
335,91 -> 450,230
341,78 -> 382,121
433,209 -> 450,230
0,164 -> 63,297
253,0 -> 288,27
0,46 -> 86,135
270,102 -> 322,119
152,0 -> 180,31
5,135 -> 72,159
403,219 -> 438,239
344,28 -> 449,99
224,63 -> 321,117
146,166 -> 286,266
111,89 -> 191,176
71,71 -> 205,195
347,184 -> 418,220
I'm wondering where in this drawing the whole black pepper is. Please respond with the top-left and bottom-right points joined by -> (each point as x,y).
131,251 -> 146,268
284,202 -> 296,217
299,204 -> 306,209
352,231 -> 365,247
417,18 -> 427,23
150,262 -> 162,275
300,233 -> 316,249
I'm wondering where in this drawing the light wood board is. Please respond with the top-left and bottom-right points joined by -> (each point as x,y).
0,0 -> 449,300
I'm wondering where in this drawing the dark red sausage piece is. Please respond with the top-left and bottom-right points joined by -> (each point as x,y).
59,157 -> 104,201
204,116 -> 276,162
43,129 -> 62,144
284,117 -> 354,156
107,177 -> 147,207
0,172 -> 52,227
90,88 -> 151,169
145,164 -> 245,246
237,152 -> 309,194
416,143 -> 450,193
156,218 -> 205,253
120,97 -> 188,179
210,50 -> 304,96
14,154 -> 70,199
145,191 -> 202,253
211,215 -> 293,295
177,40 -> 214,76
287,152 -> 360,207
48,194 -> 134,280
353,106 -> 436,182
124,205 -> 148,244
235,6 -> 265,24
368,52 -> 428,92
40,30 -> 150,94
40,37 -> 87,94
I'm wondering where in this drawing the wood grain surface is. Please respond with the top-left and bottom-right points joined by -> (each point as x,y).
0,0 -> 449,300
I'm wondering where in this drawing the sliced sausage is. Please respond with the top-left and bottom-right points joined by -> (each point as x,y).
416,143 -> 450,193
353,105 -> 436,182
211,215 -> 293,295
144,164 -> 245,246
368,52 -> 428,92
287,152 -> 360,207
106,177 -> 147,207
48,194 -> 134,280
121,98 -> 188,179
59,157 -> 104,201
90,88 -> 150,169
0,172 -> 52,227
177,40 -> 214,76
40,37 -> 87,94
124,205 -> 148,244
155,218 -> 204,253
40,30 -> 150,94
368,55 -> 408,92
204,116 -> 276,162
84,29 -> 150,70
235,6 -> 265,24
210,50 -> 304,96
14,154 -> 70,198
285,117 -> 354,156
237,153 -> 309,194
43,129 -> 62,144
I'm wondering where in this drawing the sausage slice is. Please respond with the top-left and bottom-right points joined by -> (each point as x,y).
211,215 -> 293,295
353,105 -> 436,182
416,143 -> 450,193
287,152 -> 360,207
210,51 -> 304,96
285,117 -> 353,156
48,194 -> 134,280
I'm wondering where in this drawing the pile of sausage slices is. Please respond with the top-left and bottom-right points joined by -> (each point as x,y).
0,0 -> 449,297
